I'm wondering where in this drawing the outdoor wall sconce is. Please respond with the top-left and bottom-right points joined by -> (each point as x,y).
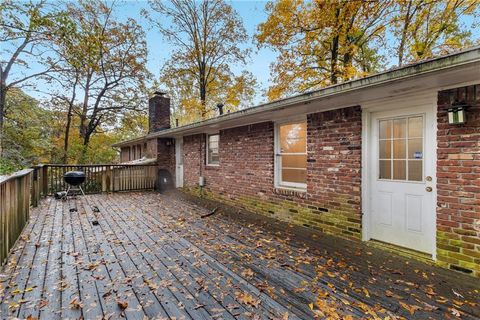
447,105 -> 467,125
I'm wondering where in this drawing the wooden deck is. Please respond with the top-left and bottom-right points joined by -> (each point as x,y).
0,192 -> 478,319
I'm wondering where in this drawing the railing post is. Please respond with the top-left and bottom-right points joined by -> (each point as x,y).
31,166 -> 39,207
110,166 -> 115,192
101,167 -> 107,192
41,165 -> 48,196
107,166 -> 112,192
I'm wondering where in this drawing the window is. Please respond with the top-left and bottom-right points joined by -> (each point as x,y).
206,134 -> 219,165
378,115 -> 423,182
275,121 -> 307,189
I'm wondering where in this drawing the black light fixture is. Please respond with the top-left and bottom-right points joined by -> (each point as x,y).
447,103 -> 468,125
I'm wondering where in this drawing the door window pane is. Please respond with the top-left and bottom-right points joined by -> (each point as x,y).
393,119 -> 406,139
408,117 -> 423,138
408,161 -> 422,181
379,140 -> 391,159
379,160 -> 391,179
393,160 -> 406,180
393,140 -> 406,159
408,139 -> 423,159
379,120 -> 392,139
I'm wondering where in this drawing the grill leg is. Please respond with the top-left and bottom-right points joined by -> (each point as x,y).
64,186 -> 71,200
78,186 -> 86,196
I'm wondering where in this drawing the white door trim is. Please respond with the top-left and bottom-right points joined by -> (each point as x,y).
361,93 -> 437,259
175,137 -> 184,188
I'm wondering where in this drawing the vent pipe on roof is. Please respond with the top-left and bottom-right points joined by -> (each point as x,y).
217,103 -> 224,115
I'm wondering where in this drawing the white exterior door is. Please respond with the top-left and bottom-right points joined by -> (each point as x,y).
175,137 -> 184,188
369,105 -> 435,254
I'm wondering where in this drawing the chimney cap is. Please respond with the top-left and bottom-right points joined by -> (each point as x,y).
153,91 -> 167,97
216,103 -> 224,107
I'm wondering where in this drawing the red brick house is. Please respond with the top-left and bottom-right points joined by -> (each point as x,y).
114,47 -> 480,276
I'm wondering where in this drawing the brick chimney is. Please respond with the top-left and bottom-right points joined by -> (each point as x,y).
149,91 -> 171,133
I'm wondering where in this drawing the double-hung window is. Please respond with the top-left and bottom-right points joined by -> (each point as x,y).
275,120 -> 307,190
206,133 -> 220,166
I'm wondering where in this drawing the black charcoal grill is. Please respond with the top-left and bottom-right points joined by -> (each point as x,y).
63,171 -> 86,197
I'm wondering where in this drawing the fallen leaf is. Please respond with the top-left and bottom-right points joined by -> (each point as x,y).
70,298 -> 83,309
450,307 -> 461,317
37,299 -> 48,309
362,287 -> 370,298
399,301 -> 421,315
235,291 -> 260,308
117,300 -> 128,310
241,268 -> 254,279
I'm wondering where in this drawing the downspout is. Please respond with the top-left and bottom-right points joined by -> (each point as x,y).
199,133 -> 205,197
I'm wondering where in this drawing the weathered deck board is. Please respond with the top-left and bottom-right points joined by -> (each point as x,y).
1,192 -> 479,320
0,199 -> 51,318
59,200 -> 82,320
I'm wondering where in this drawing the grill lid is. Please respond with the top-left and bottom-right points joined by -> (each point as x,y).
64,171 -> 86,186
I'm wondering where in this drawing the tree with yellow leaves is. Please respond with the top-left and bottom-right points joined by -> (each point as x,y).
391,0 -> 479,66
256,0 -> 391,100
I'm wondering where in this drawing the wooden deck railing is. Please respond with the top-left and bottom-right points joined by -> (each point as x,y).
0,169 -> 33,264
43,164 -> 157,195
0,163 -> 157,265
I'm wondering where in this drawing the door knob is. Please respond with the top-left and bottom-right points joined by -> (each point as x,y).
425,186 -> 432,192
425,176 -> 432,181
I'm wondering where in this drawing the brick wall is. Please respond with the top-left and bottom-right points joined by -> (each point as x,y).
437,84 -> 480,276
184,134 -> 203,187
149,94 -> 171,133
306,107 -> 363,237
182,106 -> 363,240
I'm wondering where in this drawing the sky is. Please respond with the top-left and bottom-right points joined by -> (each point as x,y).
117,0 -> 276,103
7,0 -> 480,105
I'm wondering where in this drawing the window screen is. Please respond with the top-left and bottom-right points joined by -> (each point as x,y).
207,134 -> 219,165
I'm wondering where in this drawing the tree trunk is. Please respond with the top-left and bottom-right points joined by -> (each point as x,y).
398,1 -> 413,67
62,104 -> 73,163
79,133 -> 91,164
330,34 -> 339,84
200,86 -> 207,118
199,63 -> 207,119
0,81 -> 6,157
330,7 -> 341,85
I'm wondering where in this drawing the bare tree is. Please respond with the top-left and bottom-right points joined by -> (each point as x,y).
46,0 -> 150,162
146,0 -> 253,119
0,0 -> 63,155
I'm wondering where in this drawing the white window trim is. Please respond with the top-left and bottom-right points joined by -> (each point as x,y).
274,118 -> 307,191
206,133 -> 220,166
